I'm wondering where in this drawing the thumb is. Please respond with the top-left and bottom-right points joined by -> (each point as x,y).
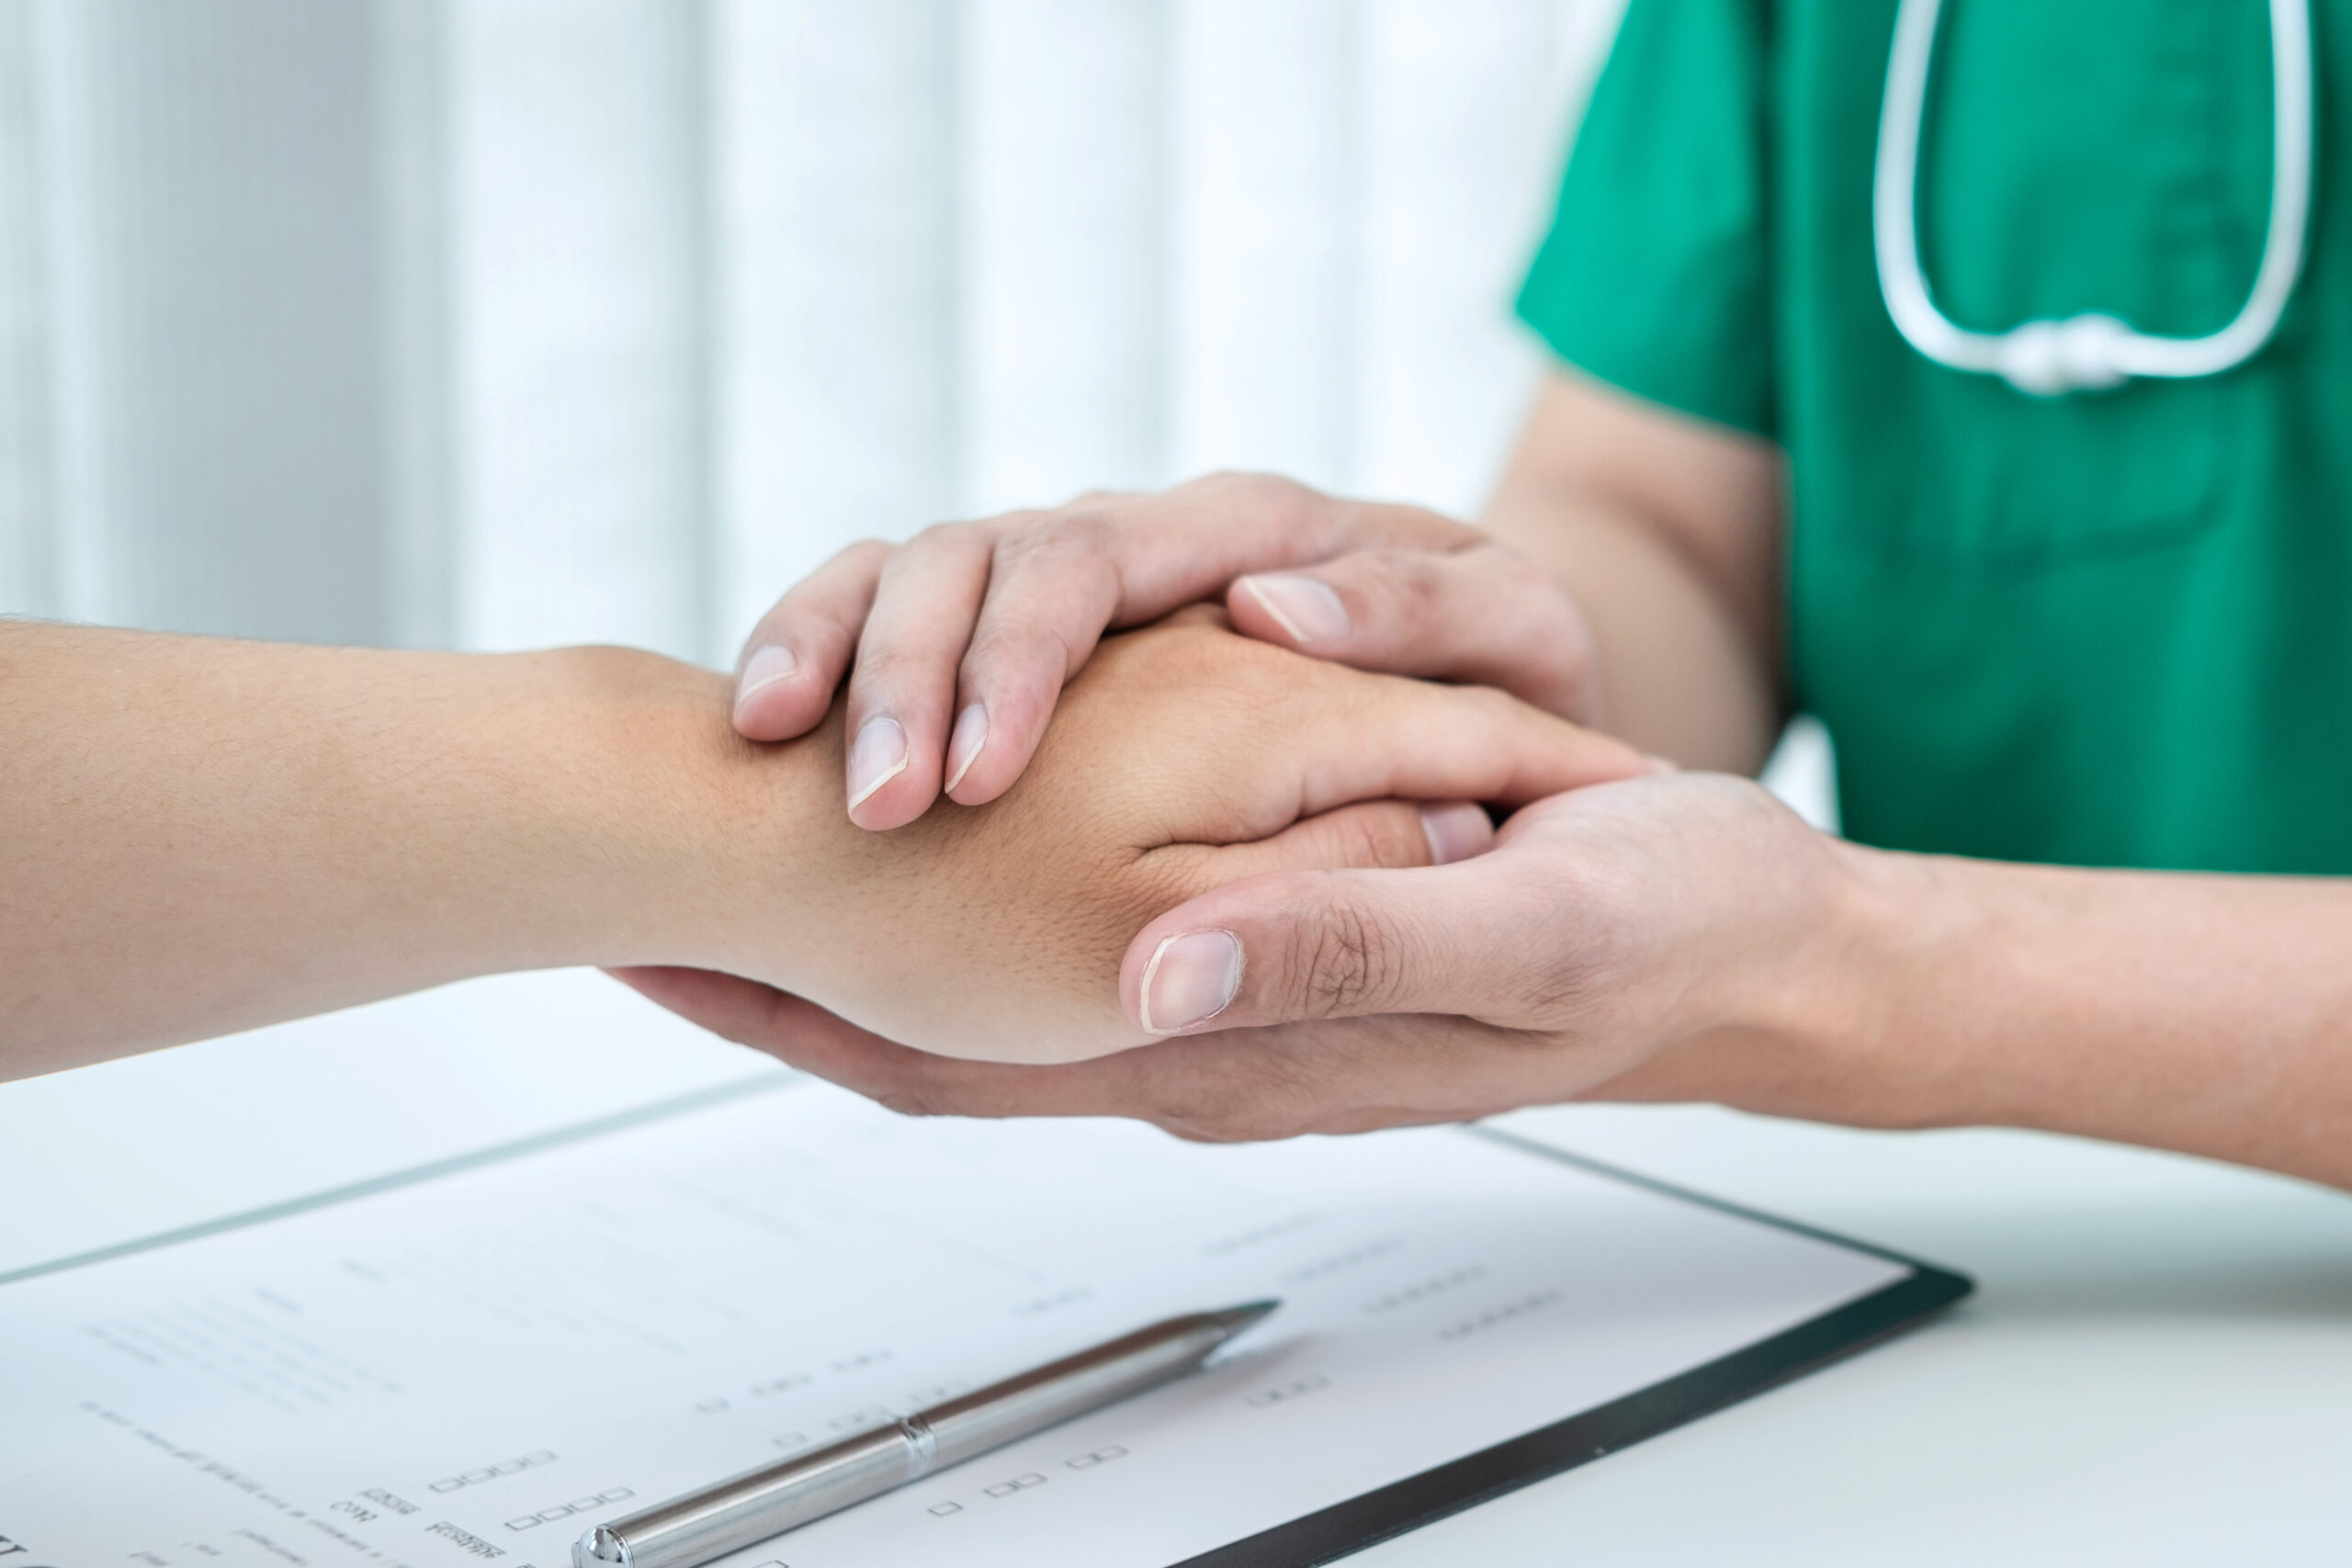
1118,854 -> 1534,1036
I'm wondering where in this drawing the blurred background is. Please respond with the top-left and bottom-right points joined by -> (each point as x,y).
0,0 -> 1623,667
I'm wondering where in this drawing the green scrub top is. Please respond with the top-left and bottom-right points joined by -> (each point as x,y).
1517,0 -> 2352,872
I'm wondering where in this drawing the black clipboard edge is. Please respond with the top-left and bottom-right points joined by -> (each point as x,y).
1174,1132 -> 1974,1568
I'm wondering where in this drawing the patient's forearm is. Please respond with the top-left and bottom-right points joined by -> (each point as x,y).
0,622 -> 790,1077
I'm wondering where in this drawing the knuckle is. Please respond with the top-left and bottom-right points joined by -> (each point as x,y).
1532,592 -> 1595,686
906,520 -> 987,557
791,539 -> 893,610
964,619 -> 1073,687
834,537 -> 893,570
846,641 -> 940,694
1010,510 -> 1116,563
1235,472 -> 1321,527
1330,808 -> 1420,870
1139,1066 -> 1255,1143
1153,1109 -> 1254,1145
1356,547 -> 1448,631
1184,470 -> 1328,536
1160,1113 -> 1293,1145
1186,468 -> 1266,496
1287,896 -> 1405,1019
1521,581 -> 1581,645
870,1080 -> 952,1120
1439,681 -> 1521,729
1148,1077 -> 1296,1145
1508,874 -> 1616,1018
989,513 -> 1121,611
1537,624 -> 1594,703
1475,681 -> 1527,720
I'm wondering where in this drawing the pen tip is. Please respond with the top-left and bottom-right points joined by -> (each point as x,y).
1207,1299 -> 1281,1337
574,1529 -> 630,1568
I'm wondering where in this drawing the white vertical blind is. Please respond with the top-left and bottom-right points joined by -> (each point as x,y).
0,0 -> 51,617
17,0 -> 392,643
444,0 -> 710,660
373,0 -> 457,651
1170,0 -> 1358,491
709,0 -> 960,643
0,0 -> 1623,663
962,0 -> 1171,515
1356,0 -> 1622,505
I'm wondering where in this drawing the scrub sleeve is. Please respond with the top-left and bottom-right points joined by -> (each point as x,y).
1518,0 -> 2352,874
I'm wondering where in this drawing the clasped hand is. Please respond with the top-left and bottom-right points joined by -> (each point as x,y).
626,475 -> 1864,1139
636,601 -> 1645,1068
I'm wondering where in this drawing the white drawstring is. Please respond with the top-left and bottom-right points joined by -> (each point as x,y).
1872,0 -> 2315,396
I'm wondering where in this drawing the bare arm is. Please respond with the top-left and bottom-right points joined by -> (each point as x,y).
0,615 -> 1641,1081
0,624 -> 745,1072
1781,848 -> 2352,1185
1482,367 -> 1786,773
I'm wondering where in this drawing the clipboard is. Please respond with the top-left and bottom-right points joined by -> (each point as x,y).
0,1077 -> 1968,1566
1191,1129 -> 1970,1567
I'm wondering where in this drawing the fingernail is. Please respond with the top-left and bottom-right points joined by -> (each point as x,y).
734,643 -> 797,716
1418,802 -> 1491,864
846,716 -> 909,811
1138,931 -> 1244,1034
1644,754 -> 1680,775
1237,573 -> 1351,644
944,704 -> 989,795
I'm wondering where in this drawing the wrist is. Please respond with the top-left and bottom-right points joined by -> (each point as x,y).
502,646 -> 828,977
1724,835 -> 1993,1130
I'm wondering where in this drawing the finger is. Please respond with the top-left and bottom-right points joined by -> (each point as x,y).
1257,671 -> 1646,836
1079,1014 -> 1548,1141
1191,797 -> 1492,887
842,523 -> 1002,829
1227,544 -> 1595,721
605,964 -> 812,1043
810,1014 -> 1512,1141
609,966 -> 1531,1141
760,999 -> 1526,1141
934,513 -> 1124,804
940,479 -> 1478,806
1065,474 -> 1477,627
608,965 -> 1159,1120
731,541 -> 891,741
606,965 -> 997,1104
1117,856 -> 1541,1036
1134,645 -> 1645,850
1129,799 -> 1489,1038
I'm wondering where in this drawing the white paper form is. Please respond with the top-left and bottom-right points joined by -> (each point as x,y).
0,1079 -> 1908,1567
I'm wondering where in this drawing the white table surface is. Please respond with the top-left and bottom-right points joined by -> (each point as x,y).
6,969 -> 2346,1562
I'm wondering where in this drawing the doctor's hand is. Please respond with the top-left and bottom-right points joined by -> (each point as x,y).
729,473 -> 1598,829
623,773 -> 1902,1139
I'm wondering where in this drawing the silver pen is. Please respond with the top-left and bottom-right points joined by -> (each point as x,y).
574,1299 -> 1279,1568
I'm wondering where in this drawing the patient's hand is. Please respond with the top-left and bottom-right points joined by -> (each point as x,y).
637,609 -> 1646,1065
